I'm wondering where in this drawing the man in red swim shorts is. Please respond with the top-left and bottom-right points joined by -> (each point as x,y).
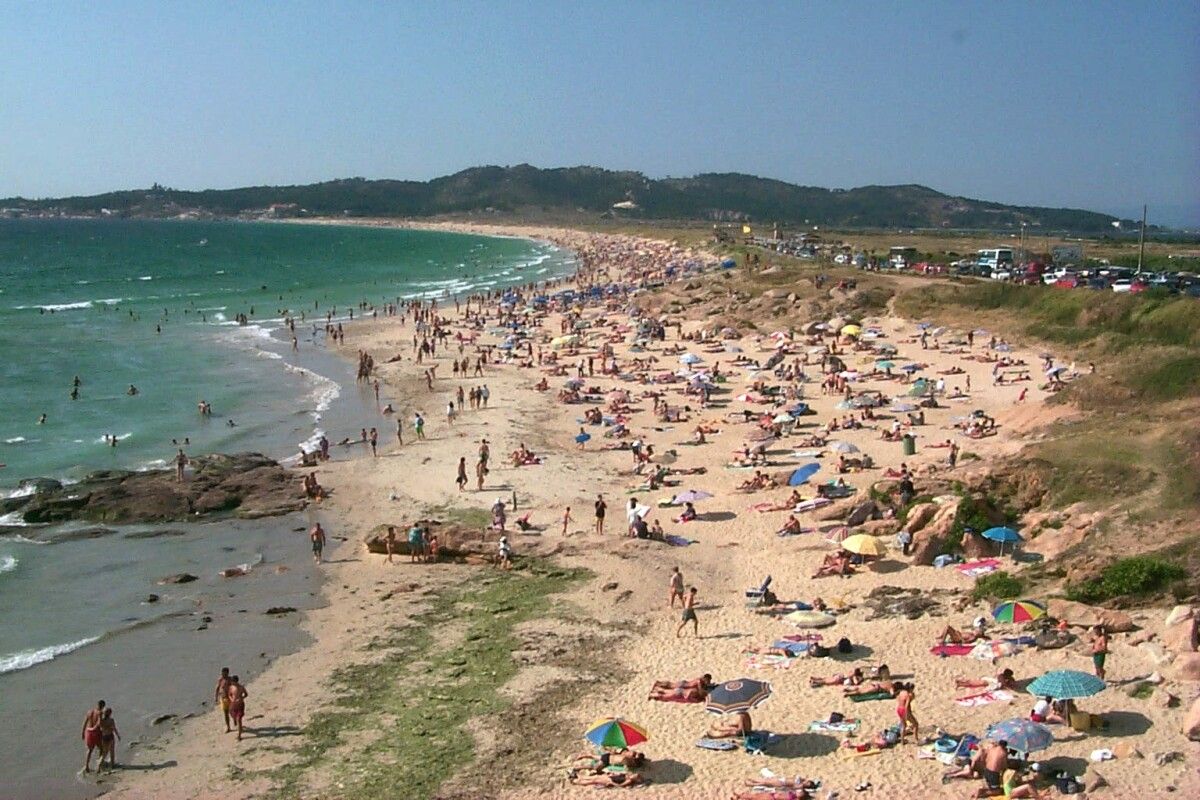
81,699 -> 106,772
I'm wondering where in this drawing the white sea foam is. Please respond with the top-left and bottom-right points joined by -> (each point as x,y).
138,275 -> 153,281
4,437 -> 27,445
0,534 -> 47,545
0,512 -> 31,527
0,636 -> 102,675
0,554 -> 16,574
0,484 -> 36,499
211,312 -> 227,322
93,432 -> 132,444
283,363 -> 341,412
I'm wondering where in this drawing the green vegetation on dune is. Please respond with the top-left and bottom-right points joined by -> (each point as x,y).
250,560 -> 590,800
1065,557 -> 1188,604
972,571 -> 1024,601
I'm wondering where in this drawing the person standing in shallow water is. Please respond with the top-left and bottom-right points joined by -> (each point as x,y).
81,699 -> 105,772
310,522 -> 326,564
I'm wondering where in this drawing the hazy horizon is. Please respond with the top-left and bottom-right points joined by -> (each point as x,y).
1,2 -> 1197,226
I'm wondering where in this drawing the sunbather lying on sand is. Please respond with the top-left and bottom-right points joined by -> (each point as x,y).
569,748 -> 646,773
809,667 -> 864,687
938,622 -> 987,644
812,552 -> 855,578
842,680 -> 898,697
707,711 -> 752,739
649,675 -> 713,701
569,771 -> 645,788
956,668 -> 1016,691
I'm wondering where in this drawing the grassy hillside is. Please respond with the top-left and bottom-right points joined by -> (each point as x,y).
2,165 -> 1140,233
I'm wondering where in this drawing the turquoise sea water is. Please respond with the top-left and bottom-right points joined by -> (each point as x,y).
0,220 -> 573,798
0,219 -> 569,486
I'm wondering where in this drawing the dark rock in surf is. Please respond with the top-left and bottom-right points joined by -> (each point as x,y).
12,453 -> 304,524
159,573 -> 198,584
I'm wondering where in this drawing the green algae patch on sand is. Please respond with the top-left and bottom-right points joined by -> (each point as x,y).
255,559 -> 590,800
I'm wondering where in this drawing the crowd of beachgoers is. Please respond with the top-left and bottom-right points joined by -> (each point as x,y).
100,225 -> 1199,800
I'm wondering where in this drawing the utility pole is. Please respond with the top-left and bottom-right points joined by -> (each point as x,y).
1137,204 -> 1147,274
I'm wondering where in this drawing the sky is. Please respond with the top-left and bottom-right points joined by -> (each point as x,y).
1,1 -> 1197,225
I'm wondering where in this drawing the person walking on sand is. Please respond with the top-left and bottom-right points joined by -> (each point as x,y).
676,587 -> 699,637
226,676 -> 248,741
896,682 -> 918,744
1090,625 -> 1109,680
385,525 -> 397,564
310,522 -> 326,565
668,567 -> 685,608
413,412 -> 425,440
175,448 -> 189,482
81,700 -> 106,773
475,456 -> 487,491
395,417 -> 403,446
456,457 -> 468,491
369,427 -> 378,457
98,708 -> 120,770
594,494 -> 606,535
561,506 -> 572,535
215,667 -> 232,732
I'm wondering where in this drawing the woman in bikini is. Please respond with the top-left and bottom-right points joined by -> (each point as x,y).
896,683 -> 918,744
98,707 -> 120,770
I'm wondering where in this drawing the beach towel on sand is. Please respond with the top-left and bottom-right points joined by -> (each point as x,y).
745,654 -> 794,670
930,644 -> 975,657
665,534 -> 696,547
809,719 -> 861,733
954,689 -> 1014,708
847,690 -> 893,702
956,558 -> 1001,578
695,738 -> 738,751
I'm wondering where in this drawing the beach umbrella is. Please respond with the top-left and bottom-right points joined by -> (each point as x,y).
772,413 -> 794,424
985,718 -> 1053,753
585,717 -> 649,749
890,402 -> 919,413
875,343 -> 898,354
788,463 -> 820,486
824,525 -> 850,544
679,353 -> 702,365
876,360 -> 895,370
1026,670 -> 1106,700
992,600 -> 1047,624
982,526 -> 1023,554
838,370 -> 860,379
900,364 -> 921,373
840,324 -> 862,337
672,489 -> 712,505
705,678 -> 773,715
828,441 -> 859,454
840,533 -> 887,557
1045,366 -> 1067,377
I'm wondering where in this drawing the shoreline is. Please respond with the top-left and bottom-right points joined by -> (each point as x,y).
98,221 -> 1199,800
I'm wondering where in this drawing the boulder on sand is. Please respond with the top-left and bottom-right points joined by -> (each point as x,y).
903,502 -> 938,533
1162,606 -> 1198,654
845,500 -> 877,527
1184,696 -> 1200,740
1170,652 -> 1200,682
909,499 -> 961,566
1045,599 -> 1135,633
362,520 -> 490,558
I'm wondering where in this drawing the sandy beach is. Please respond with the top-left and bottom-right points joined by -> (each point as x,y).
102,223 -> 1199,800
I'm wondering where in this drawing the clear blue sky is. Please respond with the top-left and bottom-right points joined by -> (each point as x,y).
1,1 -> 1197,224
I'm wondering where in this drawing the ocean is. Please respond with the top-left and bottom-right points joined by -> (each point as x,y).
0,219 -> 575,797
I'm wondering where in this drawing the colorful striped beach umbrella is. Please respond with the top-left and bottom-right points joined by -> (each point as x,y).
584,717 -> 648,749
706,678 -> 773,715
992,600 -> 1047,624
1026,670 -> 1106,700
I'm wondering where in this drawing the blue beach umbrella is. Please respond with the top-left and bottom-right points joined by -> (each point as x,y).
788,463 -> 820,486
876,360 -> 895,369
706,678 -> 772,715
985,718 -> 1053,753
982,526 -> 1022,555
1026,670 -> 1105,700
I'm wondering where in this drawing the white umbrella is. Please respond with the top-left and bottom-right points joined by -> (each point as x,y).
828,441 -> 860,454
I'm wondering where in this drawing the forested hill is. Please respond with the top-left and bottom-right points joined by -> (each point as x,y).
2,165 -> 1133,232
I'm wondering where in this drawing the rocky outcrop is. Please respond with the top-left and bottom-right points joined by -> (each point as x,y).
2,453 -> 304,524
1184,696 -> 1200,740
1045,599 -> 1135,633
1170,652 -> 1200,682
362,520 -> 491,558
1162,605 -> 1198,654
910,498 -> 962,566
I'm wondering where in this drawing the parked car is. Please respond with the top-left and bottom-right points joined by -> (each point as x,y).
1087,278 -> 1110,290
1053,276 -> 1081,289
990,268 -> 1013,281
1111,279 -> 1133,293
